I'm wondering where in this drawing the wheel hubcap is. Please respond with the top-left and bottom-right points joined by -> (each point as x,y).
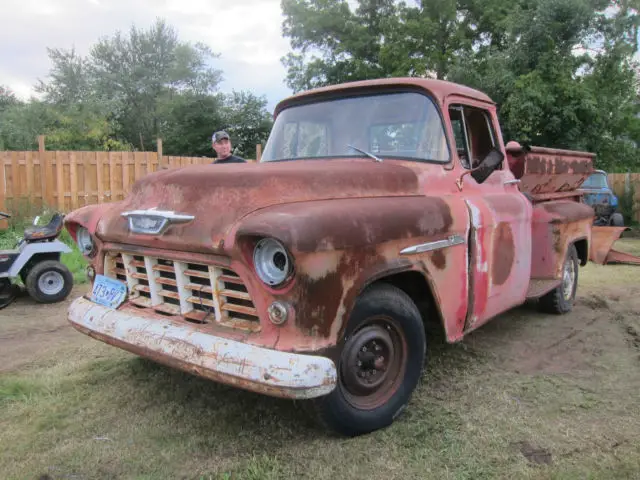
339,319 -> 407,410
38,271 -> 64,296
562,256 -> 576,301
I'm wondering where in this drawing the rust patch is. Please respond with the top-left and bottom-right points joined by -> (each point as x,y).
237,196 -> 454,253
431,249 -> 446,270
293,247 -> 385,338
492,222 -> 514,285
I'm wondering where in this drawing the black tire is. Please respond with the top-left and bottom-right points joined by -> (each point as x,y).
538,244 -> 579,314
610,213 -> 624,227
0,279 -> 17,310
311,283 -> 426,437
25,260 -> 73,303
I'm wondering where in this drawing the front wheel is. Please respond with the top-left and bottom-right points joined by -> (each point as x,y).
538,244 -> 579,314
312,283 -> 426,436
25,260 -> 73,303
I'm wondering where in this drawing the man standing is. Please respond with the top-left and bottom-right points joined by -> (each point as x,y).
211,131 -> 246,164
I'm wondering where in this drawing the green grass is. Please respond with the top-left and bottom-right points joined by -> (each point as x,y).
0,212 -> 87,284
1,241 -> 640,479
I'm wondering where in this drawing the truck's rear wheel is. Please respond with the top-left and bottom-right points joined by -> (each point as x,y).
538,244 -> 579,314
312,283 -> 426,436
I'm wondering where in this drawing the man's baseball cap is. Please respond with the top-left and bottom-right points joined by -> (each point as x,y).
212,130 -> 230,143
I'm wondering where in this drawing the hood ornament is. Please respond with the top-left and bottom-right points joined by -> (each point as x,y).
121,208 -> 194,235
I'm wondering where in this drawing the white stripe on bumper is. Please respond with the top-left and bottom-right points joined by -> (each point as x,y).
68,296 -> 337,399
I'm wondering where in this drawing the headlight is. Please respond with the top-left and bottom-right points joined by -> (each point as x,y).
76,227 -> 95,256
253,238 -> 293,286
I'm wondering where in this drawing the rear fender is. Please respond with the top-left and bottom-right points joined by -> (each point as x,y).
6,240 -> 71,277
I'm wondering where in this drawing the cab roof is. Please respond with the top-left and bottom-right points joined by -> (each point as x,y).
274,77 -> 495,116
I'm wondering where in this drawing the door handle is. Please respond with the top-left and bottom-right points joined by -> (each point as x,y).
504,179 -> 521,185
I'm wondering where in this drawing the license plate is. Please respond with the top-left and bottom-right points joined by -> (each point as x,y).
91,274 -> 127,309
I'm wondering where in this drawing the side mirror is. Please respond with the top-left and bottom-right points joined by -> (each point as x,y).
471,148 -> 504,184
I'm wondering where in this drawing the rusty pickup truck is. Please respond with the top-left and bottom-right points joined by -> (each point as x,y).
64,78 -> 595,436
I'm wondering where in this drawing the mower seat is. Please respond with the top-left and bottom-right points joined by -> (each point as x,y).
24,213 -> 65,242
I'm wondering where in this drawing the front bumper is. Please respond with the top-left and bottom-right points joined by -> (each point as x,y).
68,296 -> 337,399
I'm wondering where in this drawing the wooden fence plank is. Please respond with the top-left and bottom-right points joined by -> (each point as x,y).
45,152 -> 55,208
0,155 -> 6,228
11,151 -> 20,201
55,151 -> 65,210
122,152 -> 130,197
134,152 -> 143,182
26,151 -> 34,205
70,152 -> 78,210
109,151 -> 117,202
96,152 -> 105,204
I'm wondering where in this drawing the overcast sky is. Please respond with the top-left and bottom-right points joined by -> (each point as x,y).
0,0 -> 295,113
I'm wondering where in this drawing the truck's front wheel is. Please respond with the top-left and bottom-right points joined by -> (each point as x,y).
313,283 -> 426,436
539,244 -> 579,314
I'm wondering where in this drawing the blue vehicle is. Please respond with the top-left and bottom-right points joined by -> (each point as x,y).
580,170 -> 624,227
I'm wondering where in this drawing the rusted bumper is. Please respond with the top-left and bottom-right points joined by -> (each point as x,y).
68,297 -> 337,399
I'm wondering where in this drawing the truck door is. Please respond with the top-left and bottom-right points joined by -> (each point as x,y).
447,101 -> 533,331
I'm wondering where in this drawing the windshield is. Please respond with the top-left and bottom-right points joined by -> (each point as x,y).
261,91 -> 450,163
582,173 -> 608,189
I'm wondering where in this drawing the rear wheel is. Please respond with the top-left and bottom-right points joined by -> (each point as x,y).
25,260 -> 73,303
539,244 -> 579,314
0,279 -> 17,309
610,213 -> 624,227
312,283 -> 426,436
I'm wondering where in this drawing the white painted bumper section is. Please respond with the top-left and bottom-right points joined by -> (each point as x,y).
68,297 -> 337,399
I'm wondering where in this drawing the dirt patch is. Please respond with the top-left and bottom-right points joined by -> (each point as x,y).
462,281 -> 640,376
513,441 -> 553,466
0,286 -> 87,372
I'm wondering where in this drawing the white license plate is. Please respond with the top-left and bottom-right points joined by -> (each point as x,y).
91,274 -> 127,309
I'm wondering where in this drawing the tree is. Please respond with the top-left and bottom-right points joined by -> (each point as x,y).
88,18 -> 223,151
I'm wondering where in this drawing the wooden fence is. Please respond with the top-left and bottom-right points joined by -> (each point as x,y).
0,139 -> 262,228
608,173 -> 640,223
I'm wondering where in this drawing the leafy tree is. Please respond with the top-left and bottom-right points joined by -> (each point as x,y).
88,18 -> 223,151
280,0 -> 640,171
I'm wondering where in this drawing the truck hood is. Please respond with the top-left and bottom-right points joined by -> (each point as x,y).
95,159 -> 421,254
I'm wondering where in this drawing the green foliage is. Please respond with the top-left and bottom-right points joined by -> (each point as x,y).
281,0 -> 640,172
0,18 -> 272,156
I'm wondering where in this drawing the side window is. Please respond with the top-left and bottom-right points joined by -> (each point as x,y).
449,105 -> 496,170
449,107 -> 471,169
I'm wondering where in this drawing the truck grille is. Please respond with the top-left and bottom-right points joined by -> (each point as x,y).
104,252 -> 260,332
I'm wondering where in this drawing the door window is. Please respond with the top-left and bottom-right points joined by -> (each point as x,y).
449,105 -> 496,170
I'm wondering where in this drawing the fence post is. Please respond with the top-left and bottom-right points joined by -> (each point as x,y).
256,144 -> 262,162
157,138 -> 165,170
0,152 -> 6,229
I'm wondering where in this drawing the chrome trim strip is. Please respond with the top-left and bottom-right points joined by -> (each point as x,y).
400,234 -> 465,255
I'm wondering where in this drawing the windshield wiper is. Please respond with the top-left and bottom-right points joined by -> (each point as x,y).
347,144 -> 383,162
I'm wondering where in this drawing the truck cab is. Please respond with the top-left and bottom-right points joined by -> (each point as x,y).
580,169 -> 623,226
64,78 -> 594,437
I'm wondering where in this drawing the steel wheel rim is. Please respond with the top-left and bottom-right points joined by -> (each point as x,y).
339,316 -> 408,410
562,256 -> 576,301
38,271 -> 64,296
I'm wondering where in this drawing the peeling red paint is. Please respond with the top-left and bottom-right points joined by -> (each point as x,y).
63,77 -> 596,404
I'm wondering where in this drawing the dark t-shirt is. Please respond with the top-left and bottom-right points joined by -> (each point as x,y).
212,155 -> 246,164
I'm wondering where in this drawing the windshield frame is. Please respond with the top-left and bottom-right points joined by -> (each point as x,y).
261,86 -> 453,165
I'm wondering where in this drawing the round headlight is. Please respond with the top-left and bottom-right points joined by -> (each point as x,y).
253,238 -> 292,286
76,227 -> 95,255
